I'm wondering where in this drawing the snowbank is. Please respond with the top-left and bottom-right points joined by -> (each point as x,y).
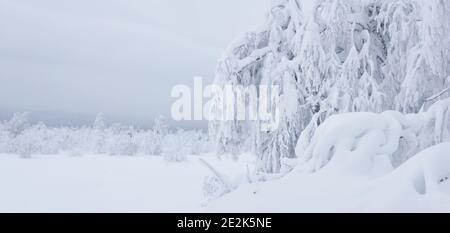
296,112 -> 399,176
367,143 -> 450,212
207,143 -> 450,212
207,100 -> 450,212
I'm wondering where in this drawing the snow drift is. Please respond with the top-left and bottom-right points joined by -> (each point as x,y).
207,143 -> 450,212
296,98 -> 450,174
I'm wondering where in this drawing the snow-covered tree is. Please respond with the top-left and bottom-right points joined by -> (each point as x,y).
0,121 -> 9,153
137,130 -> 161,156
210,0 -> 450,173
153,115 -> 169,136
162,129 -> 189,162
6,112 -> 31,138
107,126 -> 138,156
208,29 -> 270,157
92,112 -> 107,154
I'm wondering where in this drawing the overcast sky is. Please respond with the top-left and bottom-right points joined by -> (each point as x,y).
0,0 -> 270,128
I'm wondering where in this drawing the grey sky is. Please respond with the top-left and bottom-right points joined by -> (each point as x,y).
0,0 -> 270,128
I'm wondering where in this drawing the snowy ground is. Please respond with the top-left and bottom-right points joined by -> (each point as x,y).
0,153 -> 251,213
1,144 -> 450,213
208,143 -> 450,213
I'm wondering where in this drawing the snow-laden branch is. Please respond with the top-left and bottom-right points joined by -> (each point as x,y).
234,47 -> 271,74
426,87 -> 450,102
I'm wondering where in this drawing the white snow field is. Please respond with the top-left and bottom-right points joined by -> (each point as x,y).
1,144 -> 449,213
0,154 -> 253,213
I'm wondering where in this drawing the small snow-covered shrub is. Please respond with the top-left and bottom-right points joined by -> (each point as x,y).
108,133 -> 138,156
14,129 -> 36,158
30,123 -> 59,155
182,130 -> 212,155
135,131 -> 162,156
161,129 -> 212,162
104,125 -> 139,156
64,127 -> 92,153
0,122 -> 11,154
162,130 -> 189,162
203,175 -> 228,201
6,112 -> 31,138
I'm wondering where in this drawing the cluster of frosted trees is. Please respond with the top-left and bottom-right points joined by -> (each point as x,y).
210,0 -> 450,173
0,113 -> 211,160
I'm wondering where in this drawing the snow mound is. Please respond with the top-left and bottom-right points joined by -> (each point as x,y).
359,143 -> 450,212
296,112 -> 400,176
296,99 -> 450,175
383,143 -> 450,197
